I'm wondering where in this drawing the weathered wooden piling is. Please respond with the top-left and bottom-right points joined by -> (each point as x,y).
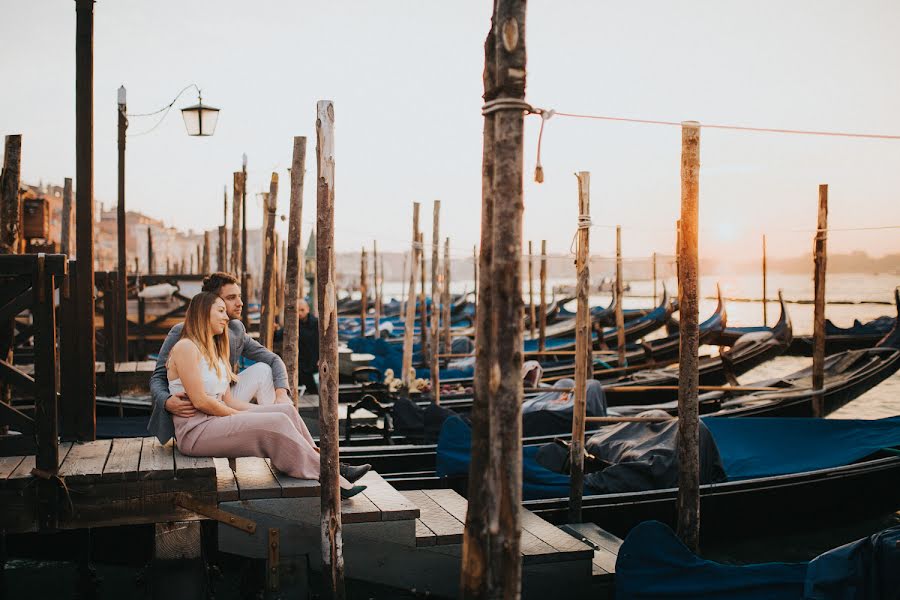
202,231 -> 210,274
219,185 -> 228,271
676,121 -> 701,553
147,227 -> 155,274
419,232 -> 428,356
569,171 -> 591,523
441,237 -> 451,355
283,137 -> 306,404
615,225 -> 626,366
315,99 -> 345,599
61,177 -> 73,257
360,247 -> 368,334
259,174 -> 279,350
75,0 -> 96,440
652,251 -> 658,304
232,172 -> 243,275
528,240 -> 536,337
241,153 -> 249,319
402,206 -> 420,388
762,234 -> 768,327
539,239 -> 548,351
116,87 -> 129,360
461,1 -> 527,594
812,185 -> 828,418
373,241 -> 381,337
1,135 -> 22,254
430,201 -> 441,401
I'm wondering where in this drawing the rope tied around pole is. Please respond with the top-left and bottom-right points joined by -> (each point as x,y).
29,467 -> 75,517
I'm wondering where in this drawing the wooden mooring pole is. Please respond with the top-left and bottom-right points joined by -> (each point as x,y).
315,99 -> 345,598
75,0 -> 96,440
1,134 -> 23,428
430,201 -> 441,402
373,241 -> 381,337
569,171 -> 591,523
528,240 -> 536,337
676,120 -> 701,553
283,137 -> 306,405
61,177 -> 73,257
442,237 -> 451,354
539,239 -> 547,351
232,172 -> 243,275
202,231 -> 210,274
360,247 -> 368,335
259,174 -> 279,350
652,251 -> 658,305
762,234 -> 768,327
219,185 -> 228,271
461,1 -> 527,594
419,232 -> 428,356
812,185 -> 828,418
401,203 -> 420,388
615,225 -> 626,366
241,153 -> 249,326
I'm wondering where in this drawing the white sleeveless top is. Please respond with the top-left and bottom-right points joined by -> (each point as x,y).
168,351 -> 230,400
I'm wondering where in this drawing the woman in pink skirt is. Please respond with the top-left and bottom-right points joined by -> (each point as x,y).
167,291 -> 366,499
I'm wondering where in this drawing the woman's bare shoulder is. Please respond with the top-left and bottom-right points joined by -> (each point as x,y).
171,338 -> 200,358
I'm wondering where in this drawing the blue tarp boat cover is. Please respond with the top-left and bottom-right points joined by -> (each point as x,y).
347,337 -> 474,380
435,416 -> 900,500
615,520 -> 900,600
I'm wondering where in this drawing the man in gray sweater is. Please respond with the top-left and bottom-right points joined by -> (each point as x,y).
148,272 -> 292,444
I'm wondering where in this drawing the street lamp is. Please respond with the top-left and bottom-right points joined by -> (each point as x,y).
180,93 -> 220,136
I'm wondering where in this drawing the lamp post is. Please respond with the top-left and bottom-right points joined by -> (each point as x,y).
115,84 -> 220,361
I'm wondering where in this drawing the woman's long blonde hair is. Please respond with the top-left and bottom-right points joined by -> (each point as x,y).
180,292 -> 238,383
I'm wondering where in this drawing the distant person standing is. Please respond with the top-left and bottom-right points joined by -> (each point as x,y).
297,299 -> 320,393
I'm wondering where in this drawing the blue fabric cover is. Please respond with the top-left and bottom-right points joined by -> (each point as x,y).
435,416 -> 900,500
615,521 -> 900,600
615,521 -> 806,599
703,416 -> 900,480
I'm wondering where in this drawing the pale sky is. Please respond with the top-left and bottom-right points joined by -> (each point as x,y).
3,1 -> 900,262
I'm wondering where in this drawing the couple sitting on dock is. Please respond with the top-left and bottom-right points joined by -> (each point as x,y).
147,272 -> 369,499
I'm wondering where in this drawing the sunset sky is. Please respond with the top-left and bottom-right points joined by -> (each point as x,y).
2,1 -> 900,262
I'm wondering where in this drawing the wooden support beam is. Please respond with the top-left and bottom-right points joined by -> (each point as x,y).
676,120 -> 701,553
283,137 -> 306,405
259,174 -> 279,350
0,134 -> 22,431
569,171 -> 591,523
315,99 -> 345,598
75,0 -> 97,442
116,90 -> 128,361
401,203 -> 420,388
33,254 -> 60,529
615,226 -> 626,366
430,201 -> 441,403
102,272 -> 119,399
59,259 -> 83,440
812,185 -> 828,418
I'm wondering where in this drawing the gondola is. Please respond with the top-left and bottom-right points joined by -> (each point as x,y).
337,315 -> 895,476
786,313 -> 898,356
557,289 -> 671,327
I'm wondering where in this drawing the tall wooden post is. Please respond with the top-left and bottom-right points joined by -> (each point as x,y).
146,227 -> 154,273
762,234 -> 768,327
283,137 -> 306,404
75,0 -> 96,441
569,172 -> 591,523
241,154 -> 249,327
461,1 -> 527,595
812,185 -> 828,418
0,135 -> 23,428
202,231 -> 210,274
539,239 -> 547,351
259,174 -> 279,350
0,135 -> 22,253
373,241 -> 381,337
232,172 -> 243,275
116,87 -> 128,360
442,237 -> 451,355
219,185 -> 228,271
615,226 -> 626,366
315,100 -> 345,599
61,177 -> 73,257
528,240 -> 536,337
401,205 -> 420,387
430,201 -> 441,401
676,121 -> 701,553
360,247 -> 368,334
419,232 -> 428,355
652,251 -> 658,305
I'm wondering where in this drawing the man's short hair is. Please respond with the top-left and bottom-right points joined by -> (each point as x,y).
202,272 -> 239,294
